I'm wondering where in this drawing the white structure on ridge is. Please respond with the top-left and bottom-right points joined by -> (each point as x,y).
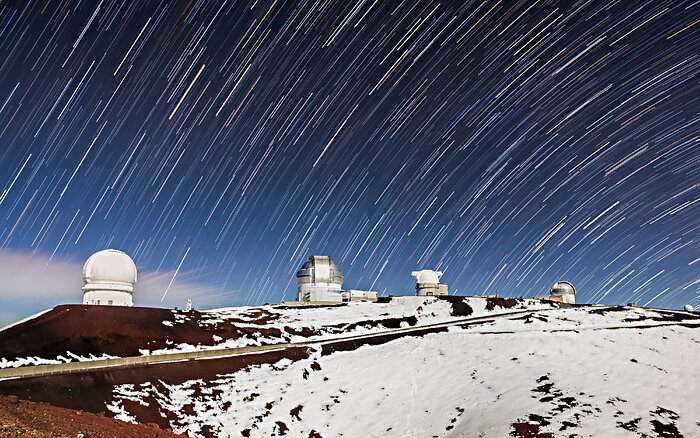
82,249 -> 137,306
412,269 -> 448,296
296,255 -> 377,303
549,281 -> 575,304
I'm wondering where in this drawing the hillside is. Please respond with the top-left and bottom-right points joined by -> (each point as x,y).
0,297 -> 698,437
0,296 -> 542,367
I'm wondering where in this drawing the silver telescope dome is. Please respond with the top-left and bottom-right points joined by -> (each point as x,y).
550,281 -> 576,296
296,255 -> 343,287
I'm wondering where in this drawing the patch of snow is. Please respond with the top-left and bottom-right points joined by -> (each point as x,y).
106,398 -> 138,424
0,352 -> 117,369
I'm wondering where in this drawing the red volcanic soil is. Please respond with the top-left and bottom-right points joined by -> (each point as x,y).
0,305 -> 284,360
0,394 -> 184,437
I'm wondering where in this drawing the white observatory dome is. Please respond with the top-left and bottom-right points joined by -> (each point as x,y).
411,269 -> 443,285
82,249 -> 137,306
411,270 -> 448,296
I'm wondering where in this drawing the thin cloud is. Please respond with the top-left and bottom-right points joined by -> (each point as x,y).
0,249 -> 238,327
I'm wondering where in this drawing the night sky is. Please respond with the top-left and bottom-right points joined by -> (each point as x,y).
0,0 -> 697,311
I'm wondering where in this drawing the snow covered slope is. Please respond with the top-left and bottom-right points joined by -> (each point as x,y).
0,296 -> 548,367
103,304 -> 699,438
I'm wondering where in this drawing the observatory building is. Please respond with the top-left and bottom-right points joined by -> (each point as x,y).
82,249 -> 137,306
548,281 -> 576,304
412,270 -> 449,296
296,255 -> 377,303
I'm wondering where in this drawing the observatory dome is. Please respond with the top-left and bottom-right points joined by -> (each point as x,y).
550,281 -> 576,296
296,255 -> 344,302
82,249 -> 137,306
296,255 -> 343,287
411,270 -> 443,285
411,269 -> 448,296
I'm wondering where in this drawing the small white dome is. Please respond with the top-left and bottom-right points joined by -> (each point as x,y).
412,269 -> 443,284
551,281 -> 575,296
82,249 -> 137,292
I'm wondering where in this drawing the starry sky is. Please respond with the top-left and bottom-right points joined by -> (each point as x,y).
0,0 -> 697,318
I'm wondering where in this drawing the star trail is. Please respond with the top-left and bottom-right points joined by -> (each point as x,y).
0,0 -> 697,310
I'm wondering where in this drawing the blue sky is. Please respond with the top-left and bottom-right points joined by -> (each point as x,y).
0,0 -> 697,327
